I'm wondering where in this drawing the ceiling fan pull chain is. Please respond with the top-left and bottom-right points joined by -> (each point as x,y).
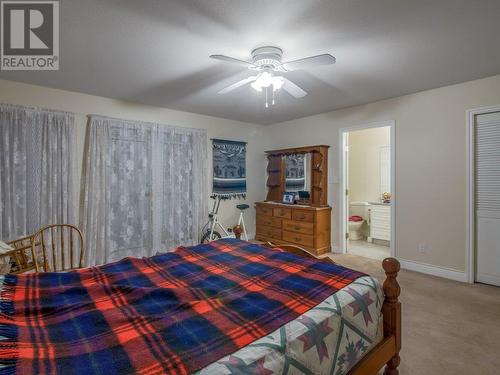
265,86 -> 269,108
272,86 -> 275,105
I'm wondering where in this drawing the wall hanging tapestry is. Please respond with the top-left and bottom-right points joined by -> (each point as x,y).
212,139 -> 246,198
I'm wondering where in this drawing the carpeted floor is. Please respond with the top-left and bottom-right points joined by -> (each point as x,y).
326,253 -> 500,375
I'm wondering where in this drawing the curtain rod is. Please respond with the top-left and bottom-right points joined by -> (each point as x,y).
0,102 -> 75,116
87,114 -> 208,133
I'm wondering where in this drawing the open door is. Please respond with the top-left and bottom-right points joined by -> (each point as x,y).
342,132 -> 350,252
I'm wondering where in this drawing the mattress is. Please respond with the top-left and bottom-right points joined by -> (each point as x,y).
197,275 -> 384,375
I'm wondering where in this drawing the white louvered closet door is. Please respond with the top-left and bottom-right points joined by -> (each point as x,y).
475,111 -> 500,286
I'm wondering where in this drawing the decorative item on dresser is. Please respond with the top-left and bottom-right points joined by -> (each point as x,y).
256,144 -> 332,255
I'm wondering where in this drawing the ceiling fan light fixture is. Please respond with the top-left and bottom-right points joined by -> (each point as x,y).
272,76 -> 284,91
251,72 -> 285,92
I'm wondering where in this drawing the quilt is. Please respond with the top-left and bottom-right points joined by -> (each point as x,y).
197,275 -> 384,375
0,239 -> 364,375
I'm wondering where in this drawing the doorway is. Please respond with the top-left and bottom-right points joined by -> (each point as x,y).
467,106 -> 500,286
339,121 -> 395,260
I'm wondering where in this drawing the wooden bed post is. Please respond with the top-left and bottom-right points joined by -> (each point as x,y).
382,258 -> 401,375
233,225 -> 243,239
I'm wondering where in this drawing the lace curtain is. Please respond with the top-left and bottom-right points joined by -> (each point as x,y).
81,115 -> 208,265
0,104 -> 77,240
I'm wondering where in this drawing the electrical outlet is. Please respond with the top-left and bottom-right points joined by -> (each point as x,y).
418,242 -> 430,254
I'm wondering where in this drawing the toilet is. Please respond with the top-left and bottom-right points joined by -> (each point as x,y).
349,202 -> 369,240
349,216 -> 364,240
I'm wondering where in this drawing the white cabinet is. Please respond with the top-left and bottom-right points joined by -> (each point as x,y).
369,204 -> 391,242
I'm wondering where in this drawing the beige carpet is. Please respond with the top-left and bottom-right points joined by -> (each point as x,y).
326,253 -> 500,375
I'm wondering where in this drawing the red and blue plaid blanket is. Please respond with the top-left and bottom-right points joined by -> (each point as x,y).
0,239 -> 363,375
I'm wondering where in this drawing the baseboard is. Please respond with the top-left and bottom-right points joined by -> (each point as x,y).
332,245 -> 342,253
398,259 -> 468,282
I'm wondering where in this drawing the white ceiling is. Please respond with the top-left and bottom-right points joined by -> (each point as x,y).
1,0 -> 500,125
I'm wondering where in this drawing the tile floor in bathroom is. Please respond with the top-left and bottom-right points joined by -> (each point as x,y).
347,239 -> 390,260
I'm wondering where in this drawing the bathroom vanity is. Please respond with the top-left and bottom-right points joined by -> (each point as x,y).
368,202 -> 391,243
256,145 -> 332,255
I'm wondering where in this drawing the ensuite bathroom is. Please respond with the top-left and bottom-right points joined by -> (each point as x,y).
347,126 -> 392,260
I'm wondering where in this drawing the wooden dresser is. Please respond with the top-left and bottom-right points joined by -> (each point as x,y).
255,201 -> 331,255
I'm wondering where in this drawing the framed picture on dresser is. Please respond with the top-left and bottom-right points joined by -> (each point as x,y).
282,192 -> 295,204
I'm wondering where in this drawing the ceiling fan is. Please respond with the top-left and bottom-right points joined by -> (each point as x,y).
210,46 -> 336,107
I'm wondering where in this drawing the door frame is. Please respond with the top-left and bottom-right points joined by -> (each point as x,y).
466,105 -> 500,283
338,120 -> 396,257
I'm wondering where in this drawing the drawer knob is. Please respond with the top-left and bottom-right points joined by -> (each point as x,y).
295,226 -> 301,230
295,237 -> 301,242
298,215 -> 306,219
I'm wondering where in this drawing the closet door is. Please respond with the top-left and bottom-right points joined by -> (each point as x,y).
475,111 -> 500,286
109,125 -> 153,261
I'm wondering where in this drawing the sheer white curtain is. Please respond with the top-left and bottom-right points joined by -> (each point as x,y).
0,103 -> 77,240
155,124 -> 208,250
81,115 -> 208,265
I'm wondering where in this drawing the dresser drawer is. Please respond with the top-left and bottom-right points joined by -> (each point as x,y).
282,219 -> 314,235
256,205 -> 273,217
292,209 -> 314,222
256,215 -> 282,228
273,207 -> 292,219
256,226 -> 282,240
283,231 -> 314,247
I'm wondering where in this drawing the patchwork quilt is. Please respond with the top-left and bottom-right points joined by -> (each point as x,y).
0,239 -> 365,375
197,275 -> 384,375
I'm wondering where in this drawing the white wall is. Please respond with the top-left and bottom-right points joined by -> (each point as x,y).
264,74 -> 500,273
348,126 -> 391,203
3,74 -> 500,274
0,79 -> 268,240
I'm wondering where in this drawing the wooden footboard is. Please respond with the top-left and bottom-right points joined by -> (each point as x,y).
233,226 -> 401,375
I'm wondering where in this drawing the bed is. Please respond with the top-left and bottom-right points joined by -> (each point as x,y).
0,237 -> 401,375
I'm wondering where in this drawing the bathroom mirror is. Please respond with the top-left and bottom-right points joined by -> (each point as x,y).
284,153 -> 311,194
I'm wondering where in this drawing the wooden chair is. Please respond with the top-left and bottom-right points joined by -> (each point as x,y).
1,234 -> 40,274
30,224 -> 84,272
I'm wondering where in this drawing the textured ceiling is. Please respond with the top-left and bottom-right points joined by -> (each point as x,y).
1,0 -> 500,125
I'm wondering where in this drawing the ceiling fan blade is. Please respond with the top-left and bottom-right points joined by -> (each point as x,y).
282,77 -> 307,98
210,55 -> 256,68
218,76 -> 257,94
282,54 -> 336,71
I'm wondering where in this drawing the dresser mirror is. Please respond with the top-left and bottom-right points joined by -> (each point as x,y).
284,153 -> 311,195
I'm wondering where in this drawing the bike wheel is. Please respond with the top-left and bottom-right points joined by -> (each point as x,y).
201,230 -> 222,244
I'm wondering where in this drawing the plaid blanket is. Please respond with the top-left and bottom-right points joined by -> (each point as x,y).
0,239 -> 364,375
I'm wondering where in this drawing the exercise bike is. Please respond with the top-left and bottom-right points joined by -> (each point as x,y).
200,195 -> 249,243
